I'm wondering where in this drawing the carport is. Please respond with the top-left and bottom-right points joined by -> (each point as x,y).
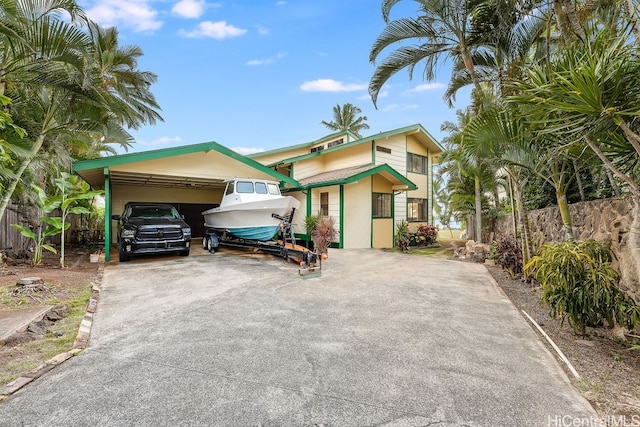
72,142 -> 298,261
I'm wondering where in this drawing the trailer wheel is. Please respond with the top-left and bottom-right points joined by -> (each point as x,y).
204,234 -> 216,253
202,235 -> 209,250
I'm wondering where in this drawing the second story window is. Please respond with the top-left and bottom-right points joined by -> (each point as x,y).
407,153 -> 427,174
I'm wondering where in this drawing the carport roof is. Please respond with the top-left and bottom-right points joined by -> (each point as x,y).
73,141 -> 299,190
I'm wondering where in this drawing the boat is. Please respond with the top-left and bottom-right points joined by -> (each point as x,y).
202,178 -> 301,241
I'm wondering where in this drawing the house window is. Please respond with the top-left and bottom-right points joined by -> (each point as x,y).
407,153 -> 427,174
373,193 -> 391,218
320,192 -> 329,216
376,146 -> 391,154
407,198 -> 428,221
311,145 -> 325,153
327,138 -> 344,148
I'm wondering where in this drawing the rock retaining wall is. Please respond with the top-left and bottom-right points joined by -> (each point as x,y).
495,196 -> 639,300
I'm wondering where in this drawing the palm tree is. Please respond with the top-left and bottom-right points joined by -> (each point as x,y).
86,22 -> 163,131
320,103 -> 369,137
369,0 -> 487,108
0,0 -> 163,223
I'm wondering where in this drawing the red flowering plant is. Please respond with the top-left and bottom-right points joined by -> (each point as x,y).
412,224 -> 439,246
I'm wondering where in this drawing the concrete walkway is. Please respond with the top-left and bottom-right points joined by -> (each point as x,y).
0,248 -> 596,426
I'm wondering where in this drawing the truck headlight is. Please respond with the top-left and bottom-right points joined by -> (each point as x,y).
122,229 -> 135,238
183,228 -> 191,237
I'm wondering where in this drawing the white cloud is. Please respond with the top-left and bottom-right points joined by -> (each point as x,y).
246,52 -> 285,66
179,20 -> 248,39
257,25 -> 270,35
300,79 -> 367,92
232,146 -> 265,155
410,82 -> 446,92
171,0 -> 205,18
85,0 -> 163,32
276,1 -> 286,5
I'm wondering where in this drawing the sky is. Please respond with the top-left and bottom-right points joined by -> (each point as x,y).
78,0 -> 472,155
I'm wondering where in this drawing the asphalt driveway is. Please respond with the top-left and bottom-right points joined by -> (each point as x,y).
0,247 -> 596,426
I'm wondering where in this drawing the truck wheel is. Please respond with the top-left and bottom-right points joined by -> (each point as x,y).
119,246 -> 131,262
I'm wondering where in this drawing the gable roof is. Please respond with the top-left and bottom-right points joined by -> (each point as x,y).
248,130 -> 359,160
73,141 -> 298,190
259,124 -> 444,167
285,163 -> 417,191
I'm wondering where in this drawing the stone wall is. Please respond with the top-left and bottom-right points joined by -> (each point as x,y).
495,196 -> 639,300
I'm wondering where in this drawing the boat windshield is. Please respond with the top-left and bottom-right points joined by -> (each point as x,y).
268,183 -> 280,195
236,181 -> 254,193
255,182 -> 268,194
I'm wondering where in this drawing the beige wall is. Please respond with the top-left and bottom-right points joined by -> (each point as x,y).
374,134 -> 407,173
112,151 -> 276,182
372,219 -> 393,248
289,191 -> 307,236
371,175 -> 394,249
323,143 -> 372,170
310,186 -> 340,245
343,178 -> 372,248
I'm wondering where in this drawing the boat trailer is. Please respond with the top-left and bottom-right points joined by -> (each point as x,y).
202,208 -> 322,277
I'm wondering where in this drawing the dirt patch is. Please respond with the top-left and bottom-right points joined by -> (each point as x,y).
484,263 -> 640,420
0,249 -> 99,385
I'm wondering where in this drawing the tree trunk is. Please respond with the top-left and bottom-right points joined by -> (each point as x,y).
0,134 -> 46,224
556,190 -> 575,240
606,169 -> 620,196
475,175 -> 482,243
573,159 -> 585,201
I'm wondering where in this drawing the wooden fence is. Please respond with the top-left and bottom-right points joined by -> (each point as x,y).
0,201 -> 33,252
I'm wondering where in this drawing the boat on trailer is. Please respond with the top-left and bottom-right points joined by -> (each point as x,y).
201,178 -> 321,276
202,178 -> 300,241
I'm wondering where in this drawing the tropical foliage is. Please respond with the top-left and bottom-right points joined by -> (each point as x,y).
0,0 -> 162,224
526,240 -> 640,337
369,0 -> 640,295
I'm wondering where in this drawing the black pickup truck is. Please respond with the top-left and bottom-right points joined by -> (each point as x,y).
112,202 -> 191,262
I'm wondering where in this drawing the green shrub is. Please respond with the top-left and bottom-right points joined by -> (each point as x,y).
395,221 -> 410,253
525,239 -> 640,337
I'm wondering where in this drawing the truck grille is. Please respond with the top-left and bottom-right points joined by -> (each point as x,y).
137,227 -> 182,241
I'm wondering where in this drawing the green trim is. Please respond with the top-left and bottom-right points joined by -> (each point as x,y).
287,164 -> 417,192
73,141 -> 298,187
248,130 -> 358,159
370,177 -> 373,248
104,168 -> 111,262
264,124 -> 443,167
339,185 -> 344,249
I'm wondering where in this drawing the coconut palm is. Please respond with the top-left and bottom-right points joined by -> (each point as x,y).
320,103 -> 369,137
0,0 -> 163,223
369,0 -> 489,108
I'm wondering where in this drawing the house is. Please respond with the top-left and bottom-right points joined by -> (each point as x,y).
72,124 -> 442,261
249,124 -> 443,249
